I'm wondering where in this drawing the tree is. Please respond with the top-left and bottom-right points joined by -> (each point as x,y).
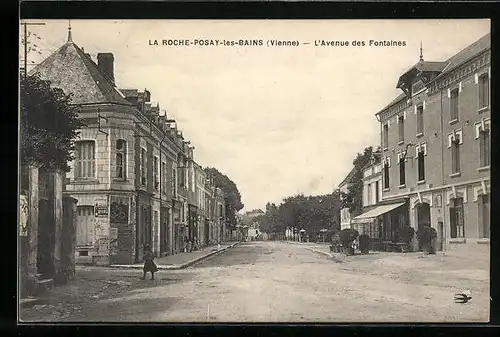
204,167 -> 244,228
20,73 -> 84,171
343,146 -> 376,217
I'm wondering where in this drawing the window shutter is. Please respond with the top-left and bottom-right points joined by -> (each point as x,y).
415,144 -> 421,158
448,134 -> 454,148
475,123 -> 482,139
457,130 -> 463,145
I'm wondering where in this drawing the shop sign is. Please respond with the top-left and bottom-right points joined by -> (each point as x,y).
95,199 -> 108,217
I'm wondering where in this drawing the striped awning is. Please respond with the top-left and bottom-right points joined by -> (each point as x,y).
351,202 -> 405,224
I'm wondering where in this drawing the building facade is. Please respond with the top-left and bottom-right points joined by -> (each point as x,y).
374,33 -> 490,253
31,29 -> 229,266
338,168 -> 356,230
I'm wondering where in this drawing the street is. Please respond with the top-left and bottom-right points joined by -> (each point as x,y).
20,241 -> 489,322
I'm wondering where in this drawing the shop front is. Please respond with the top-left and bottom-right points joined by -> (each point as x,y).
351,199 -> 409,251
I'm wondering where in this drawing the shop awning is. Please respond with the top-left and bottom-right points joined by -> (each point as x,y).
351,202 -> 405,224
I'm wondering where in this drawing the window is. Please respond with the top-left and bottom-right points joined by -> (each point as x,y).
161,162 -> 167,194
398,116 -> 404,143
74,141 -> 95,178
375,181 -> 380,203
115,139 -> 126,179
172,168 -> 177,196
450,197 -> 464,238
178,161 -> 185,188
399,157 -> 405,186
451,135 -> 461,174
153,156 -> 159,190
478,73 -> 489,109
479,126 -> 490,167
367,183 -> 372,206
417,149 -> 425,181
478,194 -> 490,238
383,124 -> 389,149
383,162 -> 390,189
140,148 -> 147,185
416,105 -> 424,135
450,88 -> 459,121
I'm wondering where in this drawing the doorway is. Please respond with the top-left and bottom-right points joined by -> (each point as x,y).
416,202 -> 431,250
37,198 -> 54,278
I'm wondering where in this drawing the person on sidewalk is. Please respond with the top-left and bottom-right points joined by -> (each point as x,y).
140,244 -> 158,280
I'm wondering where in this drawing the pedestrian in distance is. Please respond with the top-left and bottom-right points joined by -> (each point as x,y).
140,244 -> 158,280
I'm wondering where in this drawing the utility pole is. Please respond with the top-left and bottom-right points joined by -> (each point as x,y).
20,21 -> 46,80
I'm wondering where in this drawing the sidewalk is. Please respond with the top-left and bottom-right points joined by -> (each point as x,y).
109,241 -> 241,270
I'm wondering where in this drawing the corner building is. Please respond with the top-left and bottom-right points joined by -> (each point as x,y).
375,33 -> 490,254
31,30 -> 198,265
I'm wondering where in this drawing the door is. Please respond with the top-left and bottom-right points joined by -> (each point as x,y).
110,200 -> 132,265
204,219 -> 209,245
76,206 -> 94,246
160,208 -> 167,255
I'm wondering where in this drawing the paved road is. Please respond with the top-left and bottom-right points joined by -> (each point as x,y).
20,241 -> 488,322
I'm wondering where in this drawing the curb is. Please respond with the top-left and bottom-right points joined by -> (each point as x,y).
108,241 -> 243,271
183,241 -> 242,269
305,247 -> 344,263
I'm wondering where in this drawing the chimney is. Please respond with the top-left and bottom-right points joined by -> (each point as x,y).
97,53 -> 115,84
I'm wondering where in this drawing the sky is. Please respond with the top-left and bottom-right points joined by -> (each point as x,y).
22,19 -> 490,212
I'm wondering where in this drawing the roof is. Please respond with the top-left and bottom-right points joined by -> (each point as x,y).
120,89 -> 139,98
435,32 -> 490,79
377,33 -> 490,116
30,39 -> 131,106
378,92 -> 407,115
338,167 -> 357,189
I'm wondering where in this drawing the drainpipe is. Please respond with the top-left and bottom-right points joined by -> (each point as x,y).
440,89 -> 446,255
158,130 -> 167,255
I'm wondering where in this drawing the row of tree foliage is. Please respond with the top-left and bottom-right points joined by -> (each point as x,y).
20,74 -> 83,171
341,145 -> 381,217
252,192 -> 342,235
203,168 -> 244,229
252,145 -> 381,236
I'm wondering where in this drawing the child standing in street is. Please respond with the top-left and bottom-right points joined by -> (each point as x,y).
140,244 -> 158,280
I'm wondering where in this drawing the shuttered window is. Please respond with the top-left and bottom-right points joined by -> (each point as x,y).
450,88 -> 459,121
74,141 -> 95,178
479,73 -> 489,109
417,150 -> 425,181
479,128 -> 490,167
